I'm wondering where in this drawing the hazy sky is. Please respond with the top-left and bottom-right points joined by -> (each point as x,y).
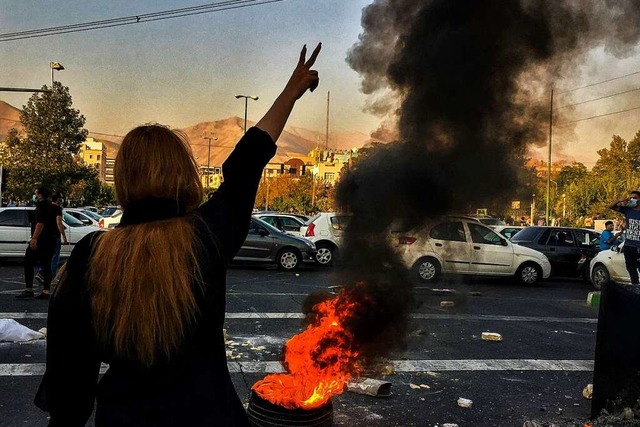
0,0 -> 377,136
3,0 -> 640,166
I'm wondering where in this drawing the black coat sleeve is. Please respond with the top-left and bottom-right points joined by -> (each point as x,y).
34,233 -> 102,427
197,127 -> 276,262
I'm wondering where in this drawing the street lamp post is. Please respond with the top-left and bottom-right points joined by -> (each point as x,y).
202,136 -> 218,189
50,62 -> 65,86
235,94 -> 259,134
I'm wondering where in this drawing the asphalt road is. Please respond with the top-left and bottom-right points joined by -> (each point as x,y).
0,260 -> 599,427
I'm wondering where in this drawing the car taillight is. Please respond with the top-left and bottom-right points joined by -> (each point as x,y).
398,236 -> 417,245
99,219 -> 104,229
305,223 -> 315,237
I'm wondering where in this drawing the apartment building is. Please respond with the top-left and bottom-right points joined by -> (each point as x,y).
79,138 -> 107,181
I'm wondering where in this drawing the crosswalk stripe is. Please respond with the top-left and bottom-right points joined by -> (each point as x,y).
1,312 -> 597,323
0,359 -> 594,377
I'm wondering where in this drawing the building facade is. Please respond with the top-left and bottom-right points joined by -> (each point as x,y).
79,138 -> 107,181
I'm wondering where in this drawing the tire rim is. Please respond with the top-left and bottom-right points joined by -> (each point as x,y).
316,248 -> 332,264
521,266 -> 538,284
418,262 -> 436,280
280,252 -> 298,269
593,268 -> 608,288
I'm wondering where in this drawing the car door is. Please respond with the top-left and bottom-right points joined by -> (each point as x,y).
427,221 -> 471,273
466,222 -> 514,274
544,228 -> 579,275
236,219 -> 275,261
0,209 -> 30,256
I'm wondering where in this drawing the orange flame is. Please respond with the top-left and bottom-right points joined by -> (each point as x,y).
252,288 -> 367,409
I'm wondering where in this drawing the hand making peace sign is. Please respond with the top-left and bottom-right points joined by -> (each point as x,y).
284,43 -> 322,100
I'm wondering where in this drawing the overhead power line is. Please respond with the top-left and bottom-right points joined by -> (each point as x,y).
556,105 -> 640,126
0,0 -> 286,42
557,70 -> 640,95
557,86 -> 640,109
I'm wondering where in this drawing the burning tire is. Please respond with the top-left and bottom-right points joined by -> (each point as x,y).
413,257 -> 441,282
315,243 -> 334,266
515,262 -> 541,285
591,264 -> 610,290
277,248 -> 301,270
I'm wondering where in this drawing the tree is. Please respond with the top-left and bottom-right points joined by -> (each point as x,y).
0,82 -> 106,204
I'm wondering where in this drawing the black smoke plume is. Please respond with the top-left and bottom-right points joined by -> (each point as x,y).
305,0 -> 640,369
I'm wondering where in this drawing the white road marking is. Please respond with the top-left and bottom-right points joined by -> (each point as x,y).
0,359 -> 594,376
2,312 -> 597,323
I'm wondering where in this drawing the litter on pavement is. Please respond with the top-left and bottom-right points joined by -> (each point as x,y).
457,397 -> 473,408
481,332 -> 503,341
346,378 -> 392,397
0,319 -> 45,342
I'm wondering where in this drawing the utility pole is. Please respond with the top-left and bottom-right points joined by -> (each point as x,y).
235,94 -> 258,134
546,89 -> 553,226
202,136 -> 217,190
325,91 -> 330,150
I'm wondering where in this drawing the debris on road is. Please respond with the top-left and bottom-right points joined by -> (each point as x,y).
457,397 -> 473,408
582,384 -> 593,399
587,291 -> 600,307
443,423 -> 459,427
0,319 -> 44,342
409,383 -> 421,389
481,332 -> 503,341
469,291 -> 482,296
346,378 -> 392,397
522,421 -> 543,427
440,301 -> 455,307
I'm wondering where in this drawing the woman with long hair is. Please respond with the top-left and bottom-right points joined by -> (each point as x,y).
35,43 -> 321,427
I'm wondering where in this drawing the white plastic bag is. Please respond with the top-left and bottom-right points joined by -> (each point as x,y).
0,319 -> 45,342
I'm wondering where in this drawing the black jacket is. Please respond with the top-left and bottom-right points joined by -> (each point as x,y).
35,127 -> 276,426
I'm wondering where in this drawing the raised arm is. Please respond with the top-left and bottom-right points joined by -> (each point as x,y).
256,43 -> 321,142
610,197 -> 629,213
199,43 -> 321,261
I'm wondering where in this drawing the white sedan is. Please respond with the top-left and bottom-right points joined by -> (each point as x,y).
589,242 -> 631,289
395,217 -> 551,285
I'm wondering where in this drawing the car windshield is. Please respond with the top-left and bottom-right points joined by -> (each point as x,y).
305,213 -> 322,226
63,212 -> 85,227
81,210 -> 102,221
510,227 -> 540,242
478,217 -> 505,226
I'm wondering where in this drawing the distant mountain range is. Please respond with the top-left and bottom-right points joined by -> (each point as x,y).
0,100 -> 371,166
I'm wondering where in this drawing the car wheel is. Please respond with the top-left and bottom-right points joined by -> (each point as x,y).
516,262 -> 541,285
277,248 -> 301,270
413,257 -> 441,282
591,264 -> 610,291
315,244 -> 334,266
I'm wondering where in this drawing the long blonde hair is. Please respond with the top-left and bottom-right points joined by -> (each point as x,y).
88,125 -> 204,365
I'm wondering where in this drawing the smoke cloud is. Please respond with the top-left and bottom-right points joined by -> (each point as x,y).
311,0 -> 640,369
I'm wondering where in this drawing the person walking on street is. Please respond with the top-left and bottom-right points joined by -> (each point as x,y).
36,194 -> 68,285
35,43 -> 321,426
610,190 -> 640,284
600,220 -> 623,251
16,187 -> 58,299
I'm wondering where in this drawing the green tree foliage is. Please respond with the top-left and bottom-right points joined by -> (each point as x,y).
255,173 -> 334,214
0,82 -> 114,205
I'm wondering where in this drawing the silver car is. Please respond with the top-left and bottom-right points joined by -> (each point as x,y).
234,218 -> 317,270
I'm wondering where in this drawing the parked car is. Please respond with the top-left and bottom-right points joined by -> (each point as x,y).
253,213 -> 307,236
100,206 -> 121,217
394,217 -> 551,285
510,226 -> 600,279
491,225 -> 525,240
99,210 -> 123,229
65,208 -> 102,227
299,212 -> 350,266
589,242 -> 630,289
233,217 -> 317,270
0,207 -> 101,258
